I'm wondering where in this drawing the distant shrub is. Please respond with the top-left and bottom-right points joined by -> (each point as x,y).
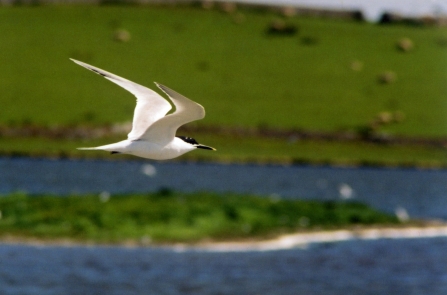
113,29 -> 131,43
266,19 -> 298,36
219,2 -> 237,14
377,71 -> 397,84
201,0 -> 214,10
280,6 -> 296,18
396,37 -> 414,52
350,60 -> 363,71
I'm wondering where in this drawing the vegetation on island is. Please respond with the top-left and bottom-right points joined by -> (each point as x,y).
0,4 -> 446,167
0,191 -> 401,244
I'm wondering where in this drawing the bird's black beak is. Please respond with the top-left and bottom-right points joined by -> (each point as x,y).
196,144 -> 216,151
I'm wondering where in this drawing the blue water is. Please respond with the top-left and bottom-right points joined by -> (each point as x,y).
2,157 -> 447,219
1,238 -> 447,295
2,157 -> 447,294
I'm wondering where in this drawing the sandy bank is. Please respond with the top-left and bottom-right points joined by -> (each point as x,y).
189,224 -> 447,252
2,224 -> 447,252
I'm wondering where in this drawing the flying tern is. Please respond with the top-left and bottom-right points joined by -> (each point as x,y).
71,59 -> 215,160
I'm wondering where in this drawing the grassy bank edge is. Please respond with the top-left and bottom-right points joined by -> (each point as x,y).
1,135 -> 447,170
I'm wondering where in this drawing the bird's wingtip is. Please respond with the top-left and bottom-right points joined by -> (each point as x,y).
70,58 -> 85,66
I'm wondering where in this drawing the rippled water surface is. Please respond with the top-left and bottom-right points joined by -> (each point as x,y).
1,238 -> 447,295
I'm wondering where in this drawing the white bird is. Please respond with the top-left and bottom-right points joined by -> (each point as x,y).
71,59 -> 215,160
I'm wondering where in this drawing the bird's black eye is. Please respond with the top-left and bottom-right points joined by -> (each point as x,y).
177,136 -> 199,145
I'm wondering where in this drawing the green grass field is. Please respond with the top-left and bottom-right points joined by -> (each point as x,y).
1,5 -> 447,165
2,5 -> 447,134
0,191 -> 400,243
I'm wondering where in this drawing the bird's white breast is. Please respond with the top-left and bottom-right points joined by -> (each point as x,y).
126,138 -> 196,160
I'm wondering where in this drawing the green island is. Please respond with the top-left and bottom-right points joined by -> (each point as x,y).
0,4 -> 446,167
0,191 -> 402,244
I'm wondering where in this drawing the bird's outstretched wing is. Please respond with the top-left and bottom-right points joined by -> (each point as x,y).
70,59 -> 172,140
140,83 -> 205,144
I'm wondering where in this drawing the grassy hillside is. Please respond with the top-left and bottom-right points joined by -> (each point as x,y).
1,5 -> 447,136
0,5 -> 446,166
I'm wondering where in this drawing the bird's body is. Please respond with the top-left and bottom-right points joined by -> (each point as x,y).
71,59 -> 215,160
82,137 -> 197,160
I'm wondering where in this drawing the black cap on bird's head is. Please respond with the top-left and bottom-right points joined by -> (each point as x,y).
176,136 -> 216,151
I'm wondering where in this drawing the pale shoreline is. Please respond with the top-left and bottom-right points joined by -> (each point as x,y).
194,224 -> 447,252
2,224 -> 447,252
